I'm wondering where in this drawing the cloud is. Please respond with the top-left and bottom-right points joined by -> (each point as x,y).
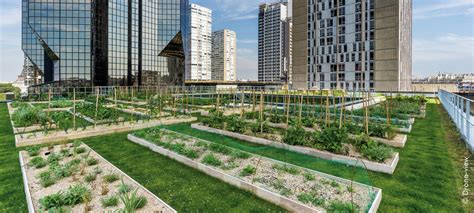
213,0 -> 282,21
413,33 -> 474,77
414,0 -> 474,19
237,39 -> 257,44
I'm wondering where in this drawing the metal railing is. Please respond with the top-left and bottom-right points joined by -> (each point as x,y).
438,89 -> 474,153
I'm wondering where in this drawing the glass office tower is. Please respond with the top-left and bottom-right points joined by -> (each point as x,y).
22,0 -> 188,87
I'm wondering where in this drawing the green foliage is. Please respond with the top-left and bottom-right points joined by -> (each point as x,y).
369,123 -> 396,139
302,117 -> 317,128
74,146 -> 87,154
12,106 -> 47,127
303,172 -> 315,181
201,154 -> 222,167
225,115 -> 246,133
51,111 -> 74,133
313,127 -> 348,154
118,178 -> 132,194
86,157 -> 98,166
272,164 -> 300,175
327,201 -> 358,213
119,189 -> 147,212
39,184 -> 91,210
201,111 -> 224,129
354,134 -> 393,162
164,142 -> 200,159
230,150 -> 251,159
29,156 -> 47,169
208,143 -> 232,155
26,146 -> 41,156
47,153 -> 62,164
240,165 -> 256,176
283,125 -> 308,146
38,171 -> 56,187
250,120 -> 271,134
101,195 -> 119,207
103,173 -> 120,183
84,173 -> 96,182
269,113 -> 284,123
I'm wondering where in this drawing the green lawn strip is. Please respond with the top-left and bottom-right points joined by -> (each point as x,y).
83,132 -> 285,212
0,103 -> 27,212
438,103 -> 474,212
164,103 -> 464,212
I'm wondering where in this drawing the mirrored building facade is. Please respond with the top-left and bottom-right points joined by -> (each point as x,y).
22,0 -> 189,87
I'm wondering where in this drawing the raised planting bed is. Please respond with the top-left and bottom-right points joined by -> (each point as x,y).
19,142 -> 176,212
244,119 -> 407,148
15,116 -> 197,147
128,129 -> 382,212
192,124 -> 399,174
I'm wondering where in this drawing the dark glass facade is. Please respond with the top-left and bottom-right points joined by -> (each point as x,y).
22,0 -> 188,87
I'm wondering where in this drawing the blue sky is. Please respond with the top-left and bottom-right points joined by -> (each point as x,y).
0,0 -> 473,82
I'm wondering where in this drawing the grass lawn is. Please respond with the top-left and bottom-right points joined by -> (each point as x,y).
0,101 -> 471,212
164,102 -> 467,212
0,104 -> 27,211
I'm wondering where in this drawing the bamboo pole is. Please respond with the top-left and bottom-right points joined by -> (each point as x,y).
286,90 -> 290,126
339,91 -> 345,129
298,92 -> 303,123
94,87 -> 99,128
48,86 -> 51,128
240,90 -> 245,118
259,90 -> 264,133
325,91 -> 330,127
73,88 -> 76,129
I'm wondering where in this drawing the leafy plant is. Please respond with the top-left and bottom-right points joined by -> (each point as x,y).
84,173 -> 96,182
354,134 -> 393,162
101,195 -> 119,207
303,172 -> 315,181
39,192 -> 63,210
230,150 -> 251,159
369,123 -> 396,140
26,146 -> 41,156
62,184 -> 91,206
29,156 -> 47,168
240,165 -> 256,176
74,146 -> 87,154
272,164 -> 300,175
250,120 -> 271,134
225,115 -> 246,133
38,171 -> 56,187
313,127 -> 348,154
327,201 -> 358,212
201,154 -> 222,167
86,157 -> 98,166
202,111 -> 224,129
104,173 -> 120,183
119,189 -> 147,212
118,178 -> 132,194
283,125 -> 308,146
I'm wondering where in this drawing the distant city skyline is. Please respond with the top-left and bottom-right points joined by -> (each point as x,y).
1,0 -> 473,82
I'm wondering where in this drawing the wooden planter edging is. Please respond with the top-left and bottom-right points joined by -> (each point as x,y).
19,152 -> 35,213
14,117 -> 197,147
19,144 -> 177,213
191,124 -> 399,174
127,134 -> 382,213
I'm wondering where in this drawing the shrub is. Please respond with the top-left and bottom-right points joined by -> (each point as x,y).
26,146 -> 41,156
103,173 -> 120,183
101,195 -> 119,207
250,120 -> 271,134
225,115 -> 246,133
283,125 -> 308,146
314,127 -> 348,154
240,165 -> 256,177
201,154 -> 222,167
369,123 -> 396,140
354,134 -> 393,162
30,156 -> 47,169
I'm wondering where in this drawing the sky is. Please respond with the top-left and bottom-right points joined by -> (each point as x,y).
0,0 -> 473,82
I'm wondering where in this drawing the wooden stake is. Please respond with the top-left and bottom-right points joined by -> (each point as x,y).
73,88 -> 76,129
95,87 -> 99,128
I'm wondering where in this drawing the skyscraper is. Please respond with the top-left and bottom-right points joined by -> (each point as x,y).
185,4 -> 212,81
258,2 -> 292,83
211,29 -> 236,82
292,0 -> 412,91
22,0 -> 189,87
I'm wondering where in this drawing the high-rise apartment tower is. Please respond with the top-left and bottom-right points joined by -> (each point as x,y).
292,0 -> 412,91
211,29 -> 236,81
